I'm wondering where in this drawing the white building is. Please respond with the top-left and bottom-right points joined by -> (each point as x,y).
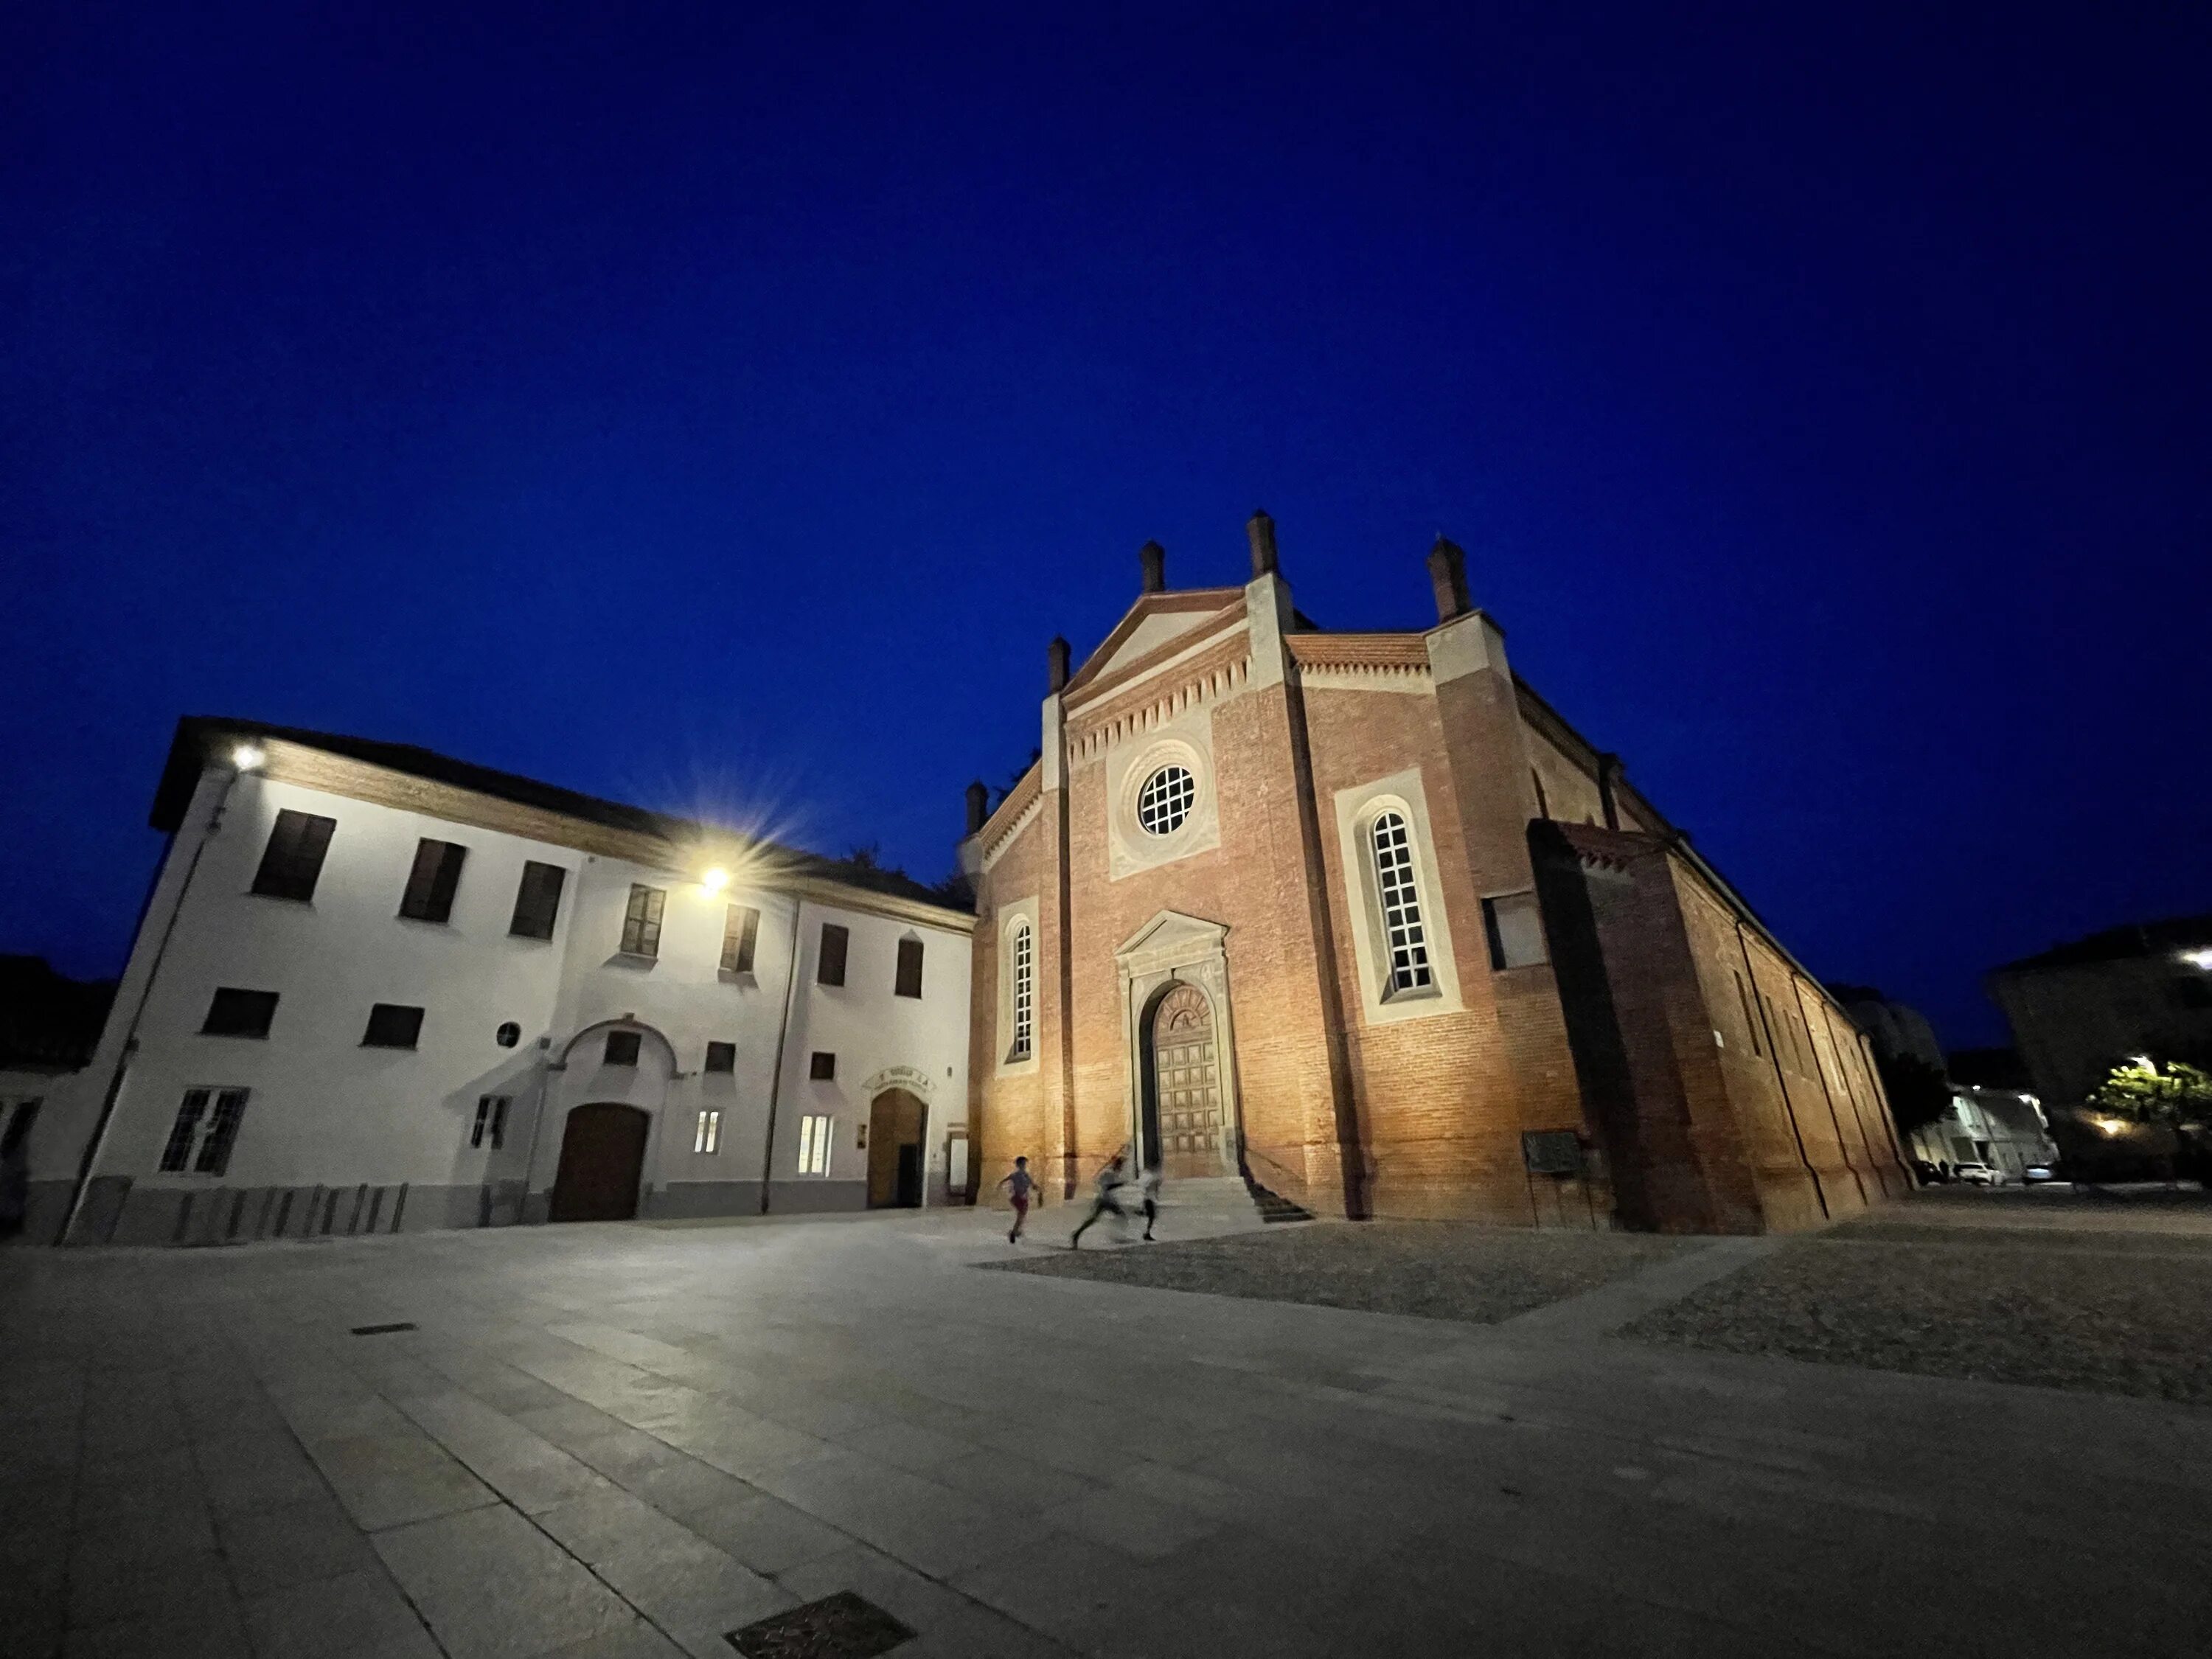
1907,1085 -> 2058,1181
58,720 -> 974,1247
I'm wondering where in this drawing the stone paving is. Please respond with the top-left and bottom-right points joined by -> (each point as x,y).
4,1207 -> 2210,1659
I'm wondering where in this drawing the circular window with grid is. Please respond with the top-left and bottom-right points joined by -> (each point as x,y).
1135,765 -> 1196,835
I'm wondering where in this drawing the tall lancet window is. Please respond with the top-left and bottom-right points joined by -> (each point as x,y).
1009,921 -> 1034,1060
1371,812 -> 1433,995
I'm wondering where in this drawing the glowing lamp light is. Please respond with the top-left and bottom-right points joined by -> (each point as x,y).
232,743 -> 265,771
2183,949 -> 2212,970
702,867 -> 730,892
2093,1117 -> 2126,1138
2132,1055 -> 2157,1071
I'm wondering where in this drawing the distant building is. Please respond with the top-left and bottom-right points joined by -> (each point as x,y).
1986,915 -> 2212,1177
1828,986 -> 1946,1072
1906,1085 -> 2056,1181
959,521 -> 1907,1235
0,957 -> 115,1243
51,720 -> 973,1248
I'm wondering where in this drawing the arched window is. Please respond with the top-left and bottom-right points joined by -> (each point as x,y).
1371,812 -> 1433,995
1008,920 -> 1034,1060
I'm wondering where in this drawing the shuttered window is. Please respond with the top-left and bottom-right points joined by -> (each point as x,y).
817,923 -> 849,987
720,905 -> 760,973
398,839 -> 468,923
161,1088 -> 249,1175
361,1004 -> 425,1049
604,1031 -> 642,1066
509,861 -> 567,940
470,1095 -> 511,1150
704,1040 -> 736,1073
251,810 -> 336,901
808,1051 -> 835,1080
202,988 -> 279,1039
620,884 -> 665,957
894,937 -> 924,999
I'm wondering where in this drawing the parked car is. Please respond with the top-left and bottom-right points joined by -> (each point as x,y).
1951,1162 -> 2003,1186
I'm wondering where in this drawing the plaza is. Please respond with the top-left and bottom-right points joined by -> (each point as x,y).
5,1201 -> 2208,1659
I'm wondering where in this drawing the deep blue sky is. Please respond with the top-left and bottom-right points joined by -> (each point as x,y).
4,4 -> 2206,1048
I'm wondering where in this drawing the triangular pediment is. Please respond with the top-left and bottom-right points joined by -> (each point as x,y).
1116,908 -> 1230,958
1068,590 -> 1245,697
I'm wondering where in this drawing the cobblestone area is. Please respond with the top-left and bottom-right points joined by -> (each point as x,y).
986,1220 -> 1702,1323
1622,1220 -> 2212,1405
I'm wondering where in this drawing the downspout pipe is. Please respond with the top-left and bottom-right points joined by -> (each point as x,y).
757,895 -> 806,1213
61,762 -> 247,1243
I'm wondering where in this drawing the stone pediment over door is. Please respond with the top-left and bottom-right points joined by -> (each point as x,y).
1116,910 -> 1229,975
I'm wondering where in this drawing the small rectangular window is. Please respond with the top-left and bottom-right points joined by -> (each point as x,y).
509,861 -> 567,940
818,923 -> 849,987
620,884 -> 666,957
202,988 -> 279,1040
604,1030 -> 642,1067
361,1004 -> 425,1049
161,1088 -> 249,1175
470,1094 -> 512,1150
796,1114 -> 832,1175
703,1040 -> 736,1074
398,839 -> 468,923
808,1051 -> 835,1081
695,1110 -> 722,1155
251,810 -> 337,902
1481,891 -> 1549,971
894,937 -> 924,999
721,905 -> 760,974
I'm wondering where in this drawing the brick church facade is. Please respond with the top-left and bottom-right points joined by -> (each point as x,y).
959,516 -> 1908,1233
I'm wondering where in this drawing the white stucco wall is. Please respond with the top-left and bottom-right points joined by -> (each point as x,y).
69,758 -> 972,1244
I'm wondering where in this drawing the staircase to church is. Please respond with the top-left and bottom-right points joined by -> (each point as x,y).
1166,1175 -> 1315,1234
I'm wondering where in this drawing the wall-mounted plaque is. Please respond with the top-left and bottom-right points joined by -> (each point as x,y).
1522,1129 -> 1584,1176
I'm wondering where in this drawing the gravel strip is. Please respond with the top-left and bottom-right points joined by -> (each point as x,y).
1621,1231 -> 2212,1405
981,1220 -> 1701,1324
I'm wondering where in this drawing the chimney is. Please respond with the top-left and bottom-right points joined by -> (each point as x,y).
1246,509 -> 1279,577
964,780 -> 989,836
1138,540 -> 1166,594
1427,535 -> 1472,622
1047,636 -> 1071,693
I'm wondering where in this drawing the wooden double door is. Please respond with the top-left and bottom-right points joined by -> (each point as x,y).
1143,981 -> 1227,1179
866,1089 -> 926,1208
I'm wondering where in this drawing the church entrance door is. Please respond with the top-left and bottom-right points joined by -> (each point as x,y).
1143,981 -> 1226,1180
866,1089 -> 927,1208
548,1104 -> 649,1222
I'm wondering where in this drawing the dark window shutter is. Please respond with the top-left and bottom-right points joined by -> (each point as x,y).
704,1040 -> 737,1073
722,905 -> 761,973
809,1051 -> 836,1080
894,937 -> 924,998
509,861 -> 566,939
400,839 -> 468,922
161,1090 -> 210,1172
251,810 -> 337,901
202,988 -> 279,1039
361,1004 -> 425,1049
818,924 -> 849,987
604,1030 -> 643,1066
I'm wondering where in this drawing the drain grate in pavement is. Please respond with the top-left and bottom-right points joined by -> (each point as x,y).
349,1322 -> 417,1335
726,1591 -> 916,1658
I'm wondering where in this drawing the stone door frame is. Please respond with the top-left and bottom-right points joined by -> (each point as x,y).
1116,911 -> 1243,1178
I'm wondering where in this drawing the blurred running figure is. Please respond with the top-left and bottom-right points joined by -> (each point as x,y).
1139,1162 -> 1163,1242
995,1155 -> 1037,1243
1069,1150 -> 1131,1248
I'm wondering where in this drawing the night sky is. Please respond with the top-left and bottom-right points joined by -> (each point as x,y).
5,4 -> 2206,1048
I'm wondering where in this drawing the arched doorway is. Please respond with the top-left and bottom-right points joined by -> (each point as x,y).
866,1090 -> 927,1208
549,1103 -> 650,1222
1142,981 -> 1227,1179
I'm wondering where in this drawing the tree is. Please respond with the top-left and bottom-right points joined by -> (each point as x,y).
2088,1057 -> 2212,1133
1874,1051 -> 1953,1142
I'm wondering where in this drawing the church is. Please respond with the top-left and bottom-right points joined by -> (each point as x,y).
959,516 -> 1907,1232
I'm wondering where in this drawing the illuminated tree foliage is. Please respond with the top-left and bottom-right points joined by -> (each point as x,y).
2088,1058 -> 2212,1131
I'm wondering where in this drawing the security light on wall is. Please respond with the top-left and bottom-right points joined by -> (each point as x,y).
232,743 -> 265,771
2183,949 -> 2212,970
703,867 -> 730,892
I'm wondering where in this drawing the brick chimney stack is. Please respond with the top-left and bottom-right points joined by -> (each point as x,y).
964,780 -> 988,836
1427,535 -> 1472,623
1246,509 -> 1279,577
1138,540 -> 1166,594
1047,636 -> 1071,693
